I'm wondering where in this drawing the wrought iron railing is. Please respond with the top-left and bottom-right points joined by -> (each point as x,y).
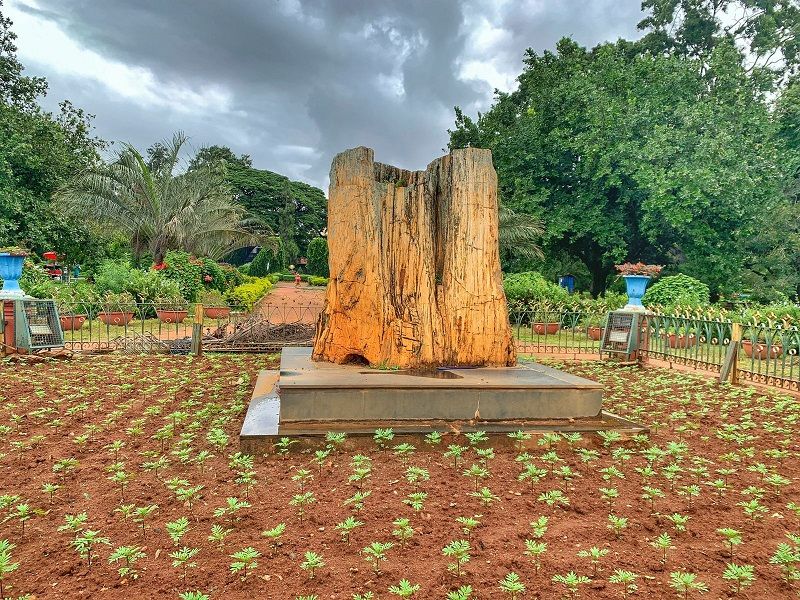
510,308 -> 607,355
738,323 -> 800,390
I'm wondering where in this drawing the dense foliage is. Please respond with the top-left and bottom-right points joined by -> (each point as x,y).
248,238 -> 286,277
503,271 -> 570,307
306,237 -> 329,277
643,274 -> 711,308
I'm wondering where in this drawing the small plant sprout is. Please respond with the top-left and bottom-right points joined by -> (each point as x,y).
404,492 -> 428,512
349,467 -> 372,489
470,487 -> 499,506
609,569 -> 638,598
262,522 -> 286,555
58,511 -> 88,534
538,489 -> 569,508
405,466 -> 429,487
345,490 -> 371,511
538,432 -> 561,450
214,497 -> 251,524
668,571 -> 708,598
665,513 -> 690,534
677,485 -> 701,508
518,463 -> 548,487
552,571 -> 591,597
393,443 -> 416,462
300,551 -> 325,579
499,572 -> 525,598
176,485 -> 204,511
508,430 -> 531,452
0,540 -> 19,598
170,546 -> 199,584
41,482 -> 60,503
447,585 -> 473,600
524,539 -> 547,573
465,431 -> 488,447
392,517 -> 414,546
230,547 -> 260,580
336,516 -> 364,545
463,464 -> 489,491
133,504 -> 159,538
72,529 -> 111,567
769,541 -> 800,583
274,436 -> 298,456
209,524 -> 234,549
353,594 -> 376,600
108,545 -> 145,579
442,540 -> 471,577
607,514 -> 628,538
424,431 -> 443,445
597,430 -> 622,448
363,541 -> 394,574
722,563 -> 755,594
716,528 -> 742,558
388,579 -> 420,597
737,498 -> 768,521
180,593 -> 209,600
6,504 -> 34,538
530,516 -> 549,538
292,468 -> 314,490
325,431 -> 347,452
641,486 -> 665,513
374,428 -> 395,450
456,515 -> 481,539
166,516 -> 190,545
577,546 -> 609,577
651,532 -> 674,564
312,448 -> 331,473
444,444 -> 468,469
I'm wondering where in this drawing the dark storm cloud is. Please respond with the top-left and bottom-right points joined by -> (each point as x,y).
13,0 -> 644,188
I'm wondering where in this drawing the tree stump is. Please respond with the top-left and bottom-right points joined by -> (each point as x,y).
312,146 -> 515,368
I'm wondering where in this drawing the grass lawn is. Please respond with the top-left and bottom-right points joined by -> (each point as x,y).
0,355 -> 798,598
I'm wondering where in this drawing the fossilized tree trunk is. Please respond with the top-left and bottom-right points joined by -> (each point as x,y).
312,146 -> 515,368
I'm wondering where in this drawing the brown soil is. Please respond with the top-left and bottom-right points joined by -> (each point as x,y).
0,356 -> 798,599
257,282 -> 324,324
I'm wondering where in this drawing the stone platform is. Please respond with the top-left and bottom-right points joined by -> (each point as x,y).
239,348 -> 645,450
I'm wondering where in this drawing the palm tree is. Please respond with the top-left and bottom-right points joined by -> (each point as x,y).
55,132 -> 273,264
498,204 -> 545,260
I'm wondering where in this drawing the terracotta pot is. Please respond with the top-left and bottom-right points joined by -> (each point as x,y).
741,340 -> 783,360
532,322 -> 559,335
156,309 -> 188,324
587,326 -> 602,341
203,306 -> 231,319
59,314 -> 86,331
665,333 -> 697,349
99,311 -> 135,326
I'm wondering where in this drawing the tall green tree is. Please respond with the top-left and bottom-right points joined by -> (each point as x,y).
55,132 -> 273,264
449,38 -> 781,294
0,2 -> 114,266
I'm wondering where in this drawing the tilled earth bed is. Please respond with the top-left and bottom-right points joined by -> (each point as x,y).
0,354 -> 798,599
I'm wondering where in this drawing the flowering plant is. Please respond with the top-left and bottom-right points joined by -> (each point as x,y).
614,262 -> 663,277
152,262 -> 167,271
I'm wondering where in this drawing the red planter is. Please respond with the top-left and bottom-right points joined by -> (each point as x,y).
203,306 -> 231,319
99,311 -> 135,326
59,314 -> 86,331
741,340 -> 783,360
665,333 -> 697,349
587,326 -> 602,341
532,323 -> 559,335
156,309 -> 188,324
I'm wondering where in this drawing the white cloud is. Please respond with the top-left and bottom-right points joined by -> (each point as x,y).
7,0 -> 233,115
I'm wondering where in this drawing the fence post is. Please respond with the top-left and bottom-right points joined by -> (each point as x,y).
730,322 -> 741,384
191,304 -> 203,356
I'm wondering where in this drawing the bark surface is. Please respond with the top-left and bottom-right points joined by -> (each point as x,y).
312,146 -> 516,368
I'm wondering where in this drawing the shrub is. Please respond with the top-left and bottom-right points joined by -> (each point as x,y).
503,272 -> 570,308
250,238 -> 286,277
18,259 -> 56,298
200,289 -> 228,307
94,259 -> 136,295
225,277 -> 273,311
306,237 -> 329,277
308,276 -> 328,287
239,263 -> 251,275
219,263 -> 246,290
199,258 -> 226,292
54,281 -> 100,315
162,251 -> 203,301
127,269 -> 183,304
643,274 -> 710,308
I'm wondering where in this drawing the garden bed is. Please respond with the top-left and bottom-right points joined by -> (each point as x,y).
0,356 -> 798,598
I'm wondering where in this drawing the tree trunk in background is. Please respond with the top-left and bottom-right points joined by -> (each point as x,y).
313,146 -> 516,368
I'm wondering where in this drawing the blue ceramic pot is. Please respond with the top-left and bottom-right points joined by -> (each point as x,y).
623,275 -> 650,308
0,253 -> 24,296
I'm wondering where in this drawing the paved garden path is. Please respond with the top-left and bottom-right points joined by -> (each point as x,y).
256,281 -> 325,323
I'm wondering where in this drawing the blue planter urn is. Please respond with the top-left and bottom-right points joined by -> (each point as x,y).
0,253 -> 25,296
623,275 -> 650,309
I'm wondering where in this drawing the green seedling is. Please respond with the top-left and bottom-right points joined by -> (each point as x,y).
442,540 -> 470,576
392,517 -> 414,546
170,546 -> 199,584
499,572 -> 525,598
363,541 -> 394,574
108,545 -> 145,579
388,579 -> 420,597
609,569 -> 638,598
524,539 -> 546,573
722,563 -> 755,594
336,516 -> 364,545
552,571 -> 590,597
300,551 -> 325,579
668,571 -> 708,598
262,522 -> 286,555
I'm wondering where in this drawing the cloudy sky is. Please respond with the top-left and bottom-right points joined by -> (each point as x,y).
8,0 -> 644,189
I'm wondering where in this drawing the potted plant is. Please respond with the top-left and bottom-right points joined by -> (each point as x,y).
155,292 -> 189,323
530,300 -> 560,335
55,282 -> 98,331
99,291 -> 136,325
615,263 -> 663,310
200,289 -> 231,319
0,246 -> 28,296
662,326 -> 698,349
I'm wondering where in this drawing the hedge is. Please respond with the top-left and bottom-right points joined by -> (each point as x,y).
224,277 -> 274,311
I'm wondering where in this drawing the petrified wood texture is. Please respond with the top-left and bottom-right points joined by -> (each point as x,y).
312,146 -> 515,368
